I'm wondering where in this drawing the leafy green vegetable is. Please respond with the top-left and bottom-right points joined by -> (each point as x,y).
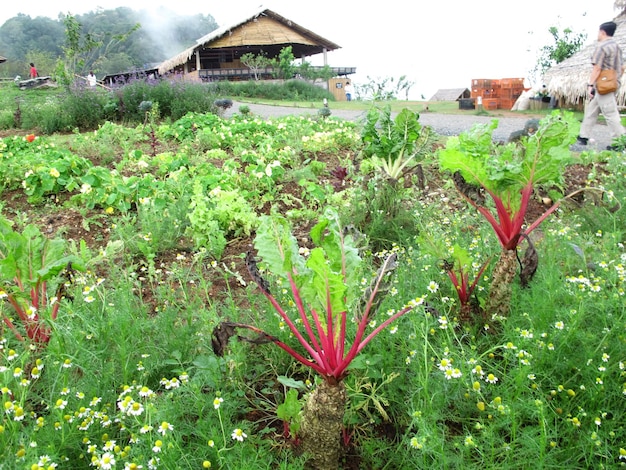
361,106 -> 433,180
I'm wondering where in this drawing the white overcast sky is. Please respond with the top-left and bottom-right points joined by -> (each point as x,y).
0,0 -> 619,99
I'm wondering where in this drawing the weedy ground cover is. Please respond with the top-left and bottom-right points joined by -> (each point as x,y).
0,102 -> 625,470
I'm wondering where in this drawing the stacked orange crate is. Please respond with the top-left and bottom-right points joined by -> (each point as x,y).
471,79 -> 500,102
499,78 -> 525,109
483,99 -> 498,110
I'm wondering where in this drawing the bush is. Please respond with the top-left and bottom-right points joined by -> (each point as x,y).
206,79 -> 334,101
0,77 -> 334,134
113,79 -> 219,122
61,85 -> 111,130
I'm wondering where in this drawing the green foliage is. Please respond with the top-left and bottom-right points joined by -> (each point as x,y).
240,52 -> 272,80
1,96 -> 626,469
297,62 -> 335,82
276,388 -> 303,438
0,8 -> 219,78
10,144 -> 91,203
61,87 -> 113,130
207,79 -> 334,102
535,26 -> 587,76
439,111 -> 578,203
343,174 -> 419,252
186,181 -> 255,259
255,209 -> 361,317
272,46 -> 297,79
439,112 -> 579,251
317,107 -> 332,119
361,106 -> 433,180
358,75 -> 415,101
0,215 -> 83,344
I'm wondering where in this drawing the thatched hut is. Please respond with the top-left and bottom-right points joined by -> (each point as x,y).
429,88 -> 471,101
157,6 -> 353,82
544,11 -> 626,108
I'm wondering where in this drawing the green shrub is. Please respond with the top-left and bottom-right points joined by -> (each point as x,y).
206,79 -> 333,101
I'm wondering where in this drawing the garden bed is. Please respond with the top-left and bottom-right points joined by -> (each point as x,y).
0,110 -> 625,469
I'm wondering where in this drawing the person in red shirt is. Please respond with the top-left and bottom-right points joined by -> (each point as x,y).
29,63 -> 38,78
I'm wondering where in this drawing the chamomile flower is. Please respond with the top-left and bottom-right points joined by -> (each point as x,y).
427,281 -> 439,293
409,436 -> 423,449
158,421 -> 173,435
485,373 -> 499,384
231,428 -> 247,441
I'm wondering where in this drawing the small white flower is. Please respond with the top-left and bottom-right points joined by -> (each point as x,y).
231,428 -> 247,441
427,281 -> 439,293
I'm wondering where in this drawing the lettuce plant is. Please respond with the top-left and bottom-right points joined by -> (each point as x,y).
360,106 -> 433,181
0,216 -> 82,346
438,111 -> 578,317
223,209 -> 419,469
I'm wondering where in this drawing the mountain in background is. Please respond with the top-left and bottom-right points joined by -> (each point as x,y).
0,7 -> 218,77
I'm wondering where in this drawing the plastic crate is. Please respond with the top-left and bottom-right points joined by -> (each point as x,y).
482,98 -> 498,110
501,78 -> 525,89
499,99 -> 516,110
473,88 -> 498,98
499,88 -> 523,99
472,79 -> 492,88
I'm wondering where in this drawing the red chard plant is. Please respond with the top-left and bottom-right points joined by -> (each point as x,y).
438,111 -> 578,318
442,245 -> 491,322
0,216 -> 82,347
214,209 -> 420,469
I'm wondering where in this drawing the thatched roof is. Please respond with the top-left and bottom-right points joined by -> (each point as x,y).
158,7 -> 340,75
544,12 -> 626,105
429,88 -> 470,101
0,56 -> 6,64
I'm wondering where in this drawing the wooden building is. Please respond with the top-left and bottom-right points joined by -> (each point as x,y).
157,7 -> 355,82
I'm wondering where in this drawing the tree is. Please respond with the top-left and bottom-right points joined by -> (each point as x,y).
359,75 -> 413,101
240,51 -> 272,80
272,46 -> 296,79
396,75 -> 416,101
534,26 -> 586,77
297,61 -> 335,82
59,13 -> 140,85
0,8 -> 219,78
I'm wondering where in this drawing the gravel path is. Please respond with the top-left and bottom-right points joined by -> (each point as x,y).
224,101 -> 614,151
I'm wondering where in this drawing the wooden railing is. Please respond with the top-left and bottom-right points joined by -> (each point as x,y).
198,66 -> 356,81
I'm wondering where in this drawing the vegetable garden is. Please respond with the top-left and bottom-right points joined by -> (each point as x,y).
1,101 -> 625,469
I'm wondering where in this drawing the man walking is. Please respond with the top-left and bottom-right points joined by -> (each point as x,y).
578,21 -> 625,150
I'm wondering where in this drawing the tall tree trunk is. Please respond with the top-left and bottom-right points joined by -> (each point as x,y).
299,380 -> 347,470
485,249 -> 518,318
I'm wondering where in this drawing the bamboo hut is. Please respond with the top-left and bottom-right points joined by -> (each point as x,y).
157,6 -> 351,82
544,11 -> 626,108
